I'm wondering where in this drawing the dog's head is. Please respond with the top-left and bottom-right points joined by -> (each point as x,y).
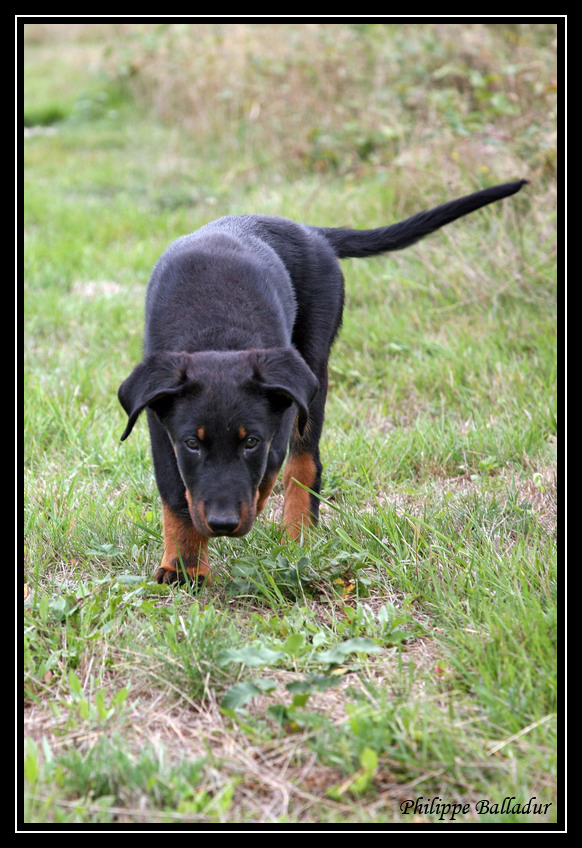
118,348 -> 318,537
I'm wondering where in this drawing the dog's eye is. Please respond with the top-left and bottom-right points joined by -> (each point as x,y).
185,437 -> 200,452
244,436 -> 259,450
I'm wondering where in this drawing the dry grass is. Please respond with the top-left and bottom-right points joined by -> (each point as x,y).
24,22 -> 557,193
23,610 -> 446,823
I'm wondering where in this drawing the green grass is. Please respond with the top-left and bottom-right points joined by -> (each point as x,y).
23,22 -> 557,825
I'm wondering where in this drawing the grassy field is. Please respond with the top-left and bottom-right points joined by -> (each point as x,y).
23,23 -> 557,826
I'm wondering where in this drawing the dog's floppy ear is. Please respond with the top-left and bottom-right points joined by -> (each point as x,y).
118,351 -> 191,441
252,348 -> 319,435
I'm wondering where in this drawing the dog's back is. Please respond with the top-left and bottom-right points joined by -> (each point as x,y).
144,212 -> 346,358
144,219 -> 299,355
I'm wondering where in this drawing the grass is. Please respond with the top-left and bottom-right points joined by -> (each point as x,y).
22,22 -> 557,825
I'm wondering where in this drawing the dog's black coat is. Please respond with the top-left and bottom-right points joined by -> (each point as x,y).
118,179 -> 527,582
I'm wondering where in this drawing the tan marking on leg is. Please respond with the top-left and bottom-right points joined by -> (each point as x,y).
257,471 -> 278,512
283,453 -> 317,541
155,502 -> 210,583
237,493 -> 258,536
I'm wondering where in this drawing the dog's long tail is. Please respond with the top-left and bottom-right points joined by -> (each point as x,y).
312,180 -> 528,259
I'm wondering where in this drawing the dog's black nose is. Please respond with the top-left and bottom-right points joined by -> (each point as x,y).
206,512 -> 240,535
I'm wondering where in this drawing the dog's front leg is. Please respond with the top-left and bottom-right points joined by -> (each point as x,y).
154,501 -> 210,585
147,410 -> 210,585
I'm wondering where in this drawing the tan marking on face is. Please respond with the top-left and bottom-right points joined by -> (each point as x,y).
283,453 -> 317,540
238,426 -> 247,440
196,427 -> 205,441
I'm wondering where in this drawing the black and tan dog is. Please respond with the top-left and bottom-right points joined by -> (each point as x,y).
118,179 -> 527,584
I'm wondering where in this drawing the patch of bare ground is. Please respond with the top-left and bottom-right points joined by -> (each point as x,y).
360,455 -> 557,539
501,460 -> 557,536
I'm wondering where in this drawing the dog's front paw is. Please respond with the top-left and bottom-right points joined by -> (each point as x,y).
154,560 -> 210,587
154,565 -> 179,584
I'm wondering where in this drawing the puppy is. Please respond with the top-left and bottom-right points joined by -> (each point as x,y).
118,179 -> 527,583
